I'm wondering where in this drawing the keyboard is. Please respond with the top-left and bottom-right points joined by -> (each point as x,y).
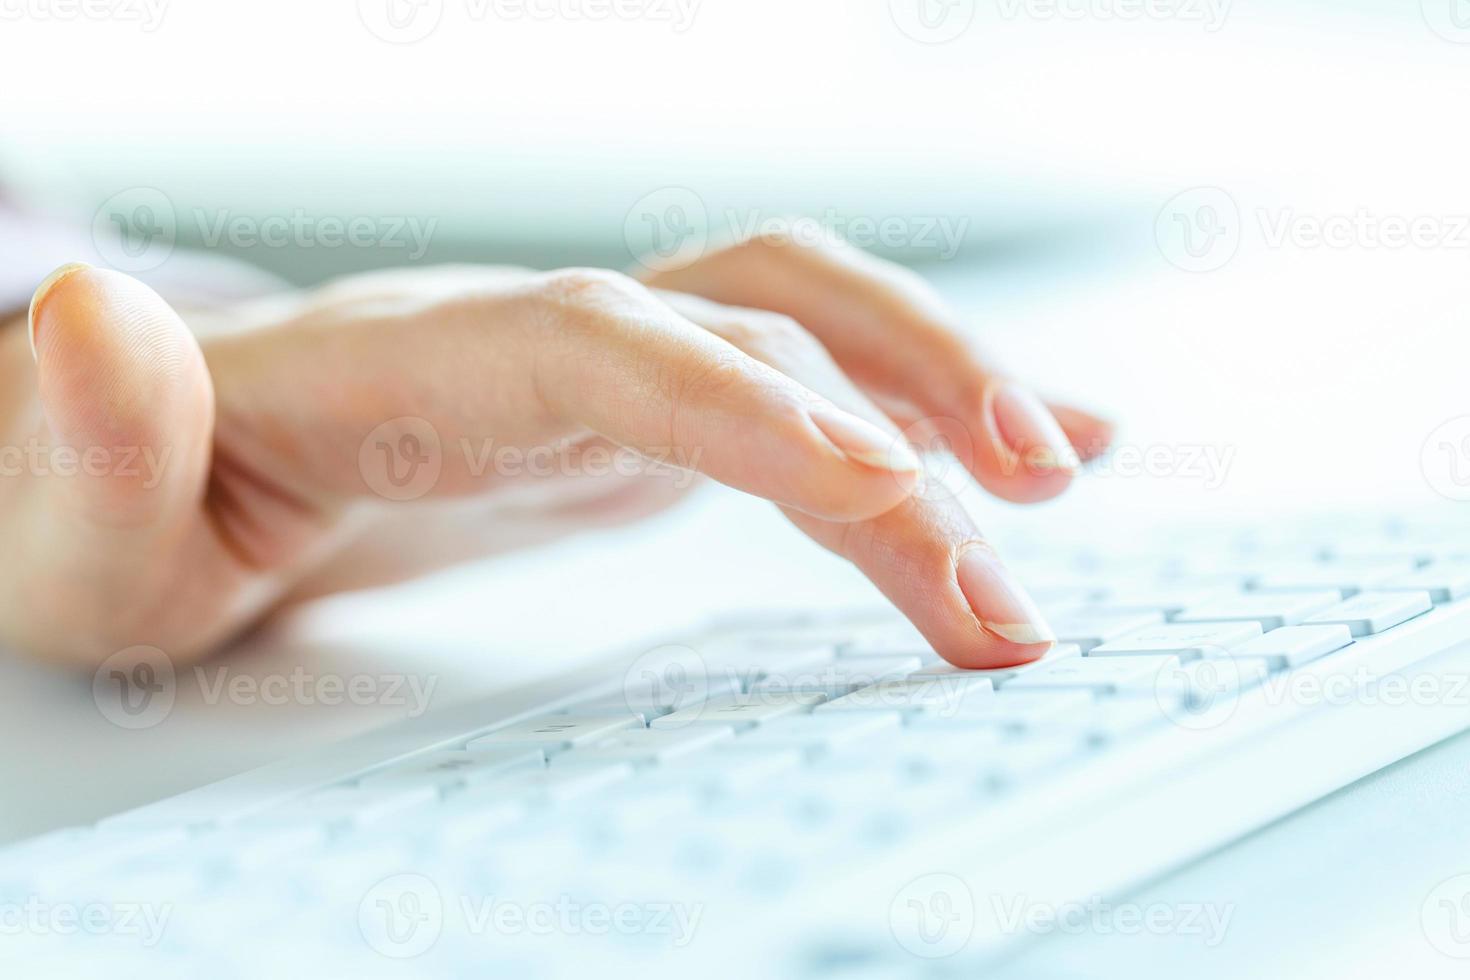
8,514 -> 1470,978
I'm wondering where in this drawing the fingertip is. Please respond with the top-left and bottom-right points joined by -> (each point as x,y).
29,263 -> 213,523
940,636 -> 1054,671
961,381 -> 1084,503
1047,401 -> 1116,462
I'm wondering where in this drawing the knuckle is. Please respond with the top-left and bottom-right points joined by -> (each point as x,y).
533,267 -> 646,309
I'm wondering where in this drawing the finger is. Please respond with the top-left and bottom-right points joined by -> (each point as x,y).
641,234 -> 1104,503
659,290 -> 1053,668
206,268 -> 921,525
782,495 -> 1053,669
4,263 -> 217,664
656,290 -> 900,441
1047,401 -> 1114,462
25,263 -> 214,524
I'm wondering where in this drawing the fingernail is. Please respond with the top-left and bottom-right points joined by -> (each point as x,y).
809,404 -> 922,474
28,262 -> 91,363
990,381 -> 1079,475
956,544 -> 1056,647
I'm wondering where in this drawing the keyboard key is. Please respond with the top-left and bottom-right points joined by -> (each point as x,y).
270,784 -> 440,829
1003,655 -> 1179,694
562,674 -> 741,720
976,733 -> 1091,787
1249,559 -> 1415,596
904,688 -> 1094,732
464,715 -> 643,753
1378,563 -> 1470,604
1027,585 -> 1106,608
1172,591 -> 1341,630
468,763 -> 636,804
30,827 -> 193,891
838,622 -> 938,658
704,638 -> 837,674
652,692 -> 826,730
1153,657 -> 1271,704
815,677 -> 994,714
654,749 -> 808,796
910,644 -> 1082,685
1301,591 -> 1433,637
1087,621 -> 1263,661
1047,611 -> 1166,651
1229,624 -> 1353,668
552,726 -> 736,767
435,797 -> 531,847
749,656 -> 921,697
1091,585 -> 1226,617
727,713 -> 903,755
209,821 -> 331,871
357,747 -> 544,792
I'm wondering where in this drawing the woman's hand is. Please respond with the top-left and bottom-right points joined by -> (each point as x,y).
0,235 -> 1110,670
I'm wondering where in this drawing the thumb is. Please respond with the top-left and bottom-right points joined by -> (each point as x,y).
26,263 -> 213,528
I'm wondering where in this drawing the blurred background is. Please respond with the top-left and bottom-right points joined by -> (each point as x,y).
2,0 -> 1469,842
5,0 -> 1468,513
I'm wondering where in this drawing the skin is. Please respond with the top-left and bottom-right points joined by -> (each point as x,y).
0,233 -> 1112,671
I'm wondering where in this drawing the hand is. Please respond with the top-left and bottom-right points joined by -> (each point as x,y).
0,236 -> 1110,669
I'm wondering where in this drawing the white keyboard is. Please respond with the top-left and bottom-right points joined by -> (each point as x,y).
8,516 -> 1470,978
